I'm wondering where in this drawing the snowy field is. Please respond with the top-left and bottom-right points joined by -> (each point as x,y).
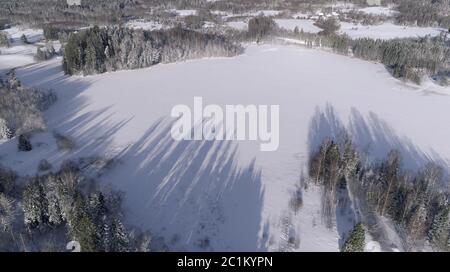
275,19 -> 321,33
1,44 -> 449,251
229,19 -> 446,40
125,20 -> 165,31
0,27 -> 44,76
339,22 -> 445,40
226,21 -> 249,31
358,6 -> 398,16
168,9 -> 198,17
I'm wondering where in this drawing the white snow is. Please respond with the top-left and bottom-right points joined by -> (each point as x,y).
211,10 -> 232,17
339,22 -> 445,40
1,27 -> 44,45
0,27 -> 45,76
125,20 -> 165,31
169,9 -> 198,17
246,10 -> 282,17
2,44 -> 450,251
275,19 -> 321,33
228,19 -> 445,39
226,21 -> 248,31
358,6 -> 397,16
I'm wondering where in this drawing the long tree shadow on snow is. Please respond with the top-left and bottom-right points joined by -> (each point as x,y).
307,104 -> 448,250
10,61 -> 267,252
105,119 -> 266,252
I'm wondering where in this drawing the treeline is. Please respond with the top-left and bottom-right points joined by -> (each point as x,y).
0,0 -> 135,28
309,138 -> 450,251
244,16 -> 449,84
0,161 -> 152,252
287,29 -> 450,84
43,25 -> 76,42
62,26 -> 243,75
395,0 -> 450,29
0,73 -> 57,139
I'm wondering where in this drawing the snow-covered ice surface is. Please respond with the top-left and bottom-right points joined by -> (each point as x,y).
339,22 -> 445,40
275,19 -> 321,33
3,44 -> 450,251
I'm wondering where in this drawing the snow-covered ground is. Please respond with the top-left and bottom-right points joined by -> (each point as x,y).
125,20 -> 165,31
168,9 -> 198,17
0,27 -> 44,76
228,19 -> 446,40
226,21 -> 248,31
2,44 -> 449,251
339,22 -> 445,40
275,19 -> 321,33
245,10 -> 283,17
358,6 -> 398,16
2,26 -> 44,45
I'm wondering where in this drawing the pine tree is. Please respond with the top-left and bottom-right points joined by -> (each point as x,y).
67,196 -> 97,252
428,207 -> 450,250
341,223 -> 365,252
18,134 -> 32,152
22,179 -> 48,228
0,193 -> 15,232
0,166 -> 16,194
109,218 -> 129,252
21,34 -> 28,44
408,203 -> 428,242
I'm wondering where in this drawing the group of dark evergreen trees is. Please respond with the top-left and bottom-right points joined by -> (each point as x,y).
0,161 -> 151,252
309,138 -> 450,251
62,26 -> 243,75
395,0 -> 450,29
43,25 -> 76,43
248,16 -> 278,40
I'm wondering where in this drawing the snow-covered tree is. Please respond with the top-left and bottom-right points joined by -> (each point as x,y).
0,194 -> 15,232
314,17 -> 340,36
23,180 -> 48,228
0,166 -> 16,194
109,218 -> 129,252
428,207 -> 450,250
341,223 -> 365,252
0,118 -> 12,140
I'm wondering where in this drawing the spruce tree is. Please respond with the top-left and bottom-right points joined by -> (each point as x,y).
428,207 -> 450,250
20,34 -> 28,44
22,179 -> 48,228
18,134 -> 32,152
110,218 -> 129,252
341,223 -> 365,252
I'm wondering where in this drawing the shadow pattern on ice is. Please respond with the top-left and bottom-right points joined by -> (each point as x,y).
104,119 -> 266,252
